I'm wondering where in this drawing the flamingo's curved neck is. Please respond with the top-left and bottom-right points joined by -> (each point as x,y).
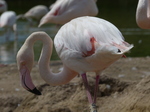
136,0 -> 150,28
25,32 -> 77,86
136,0 -> 148,16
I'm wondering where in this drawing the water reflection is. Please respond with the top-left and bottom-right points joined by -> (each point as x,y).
0,21 -> 150,64
0,20 -> 60,64
0,41 -> 17,63
121,28 -> 150,35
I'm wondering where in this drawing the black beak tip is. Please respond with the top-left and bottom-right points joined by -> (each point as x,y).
29,87 -> 42,95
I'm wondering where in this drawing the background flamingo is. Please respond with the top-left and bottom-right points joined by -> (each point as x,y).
0,0 -> 7,14
0,11 -> 17,41
17,5 -> 49,26
17,16 -> 133,112
136,0 -> 150,29
49,0 -> 97,9
38,0 -> 98,27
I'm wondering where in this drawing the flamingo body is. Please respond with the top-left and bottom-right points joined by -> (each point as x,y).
39,0 -> 98,26
0,0 -> 7,14
0,11 -> 16,28
0,11 -> 17,40
55,16 -> 133,73
17,16 -> 133,111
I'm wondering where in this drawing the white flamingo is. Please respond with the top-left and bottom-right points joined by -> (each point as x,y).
38,0 -> 98,27
0,11 -> 17,40
0,0 -> 7,14
136,0 -> 150,29
17,16 -> 133,112
17,5 -> 49,26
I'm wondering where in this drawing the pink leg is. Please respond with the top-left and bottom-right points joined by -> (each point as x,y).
81,73 -> 93,104
93,75 -> 100,104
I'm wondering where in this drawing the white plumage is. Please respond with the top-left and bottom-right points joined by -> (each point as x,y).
136,0 -> 150,29
17,16 -> 133,112
0,11 -> 16,40
0,11 -> 16,27
55,16 -> 133,73
39,0 -> 98,26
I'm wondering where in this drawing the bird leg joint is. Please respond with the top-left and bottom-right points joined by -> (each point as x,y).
89,103 -> 97,112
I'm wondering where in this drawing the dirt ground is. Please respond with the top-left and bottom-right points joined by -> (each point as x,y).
0,57 -> 150,112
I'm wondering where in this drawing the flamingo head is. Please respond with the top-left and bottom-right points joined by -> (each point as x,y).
16,44 -> 41,95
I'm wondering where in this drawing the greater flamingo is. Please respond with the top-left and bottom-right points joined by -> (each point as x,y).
0,0 -> 7,14
0,11 -> 17,40
17,16 -> 133,112
136,0 -> 150,29
17,5 -> 48,26
38,0 -> 98,27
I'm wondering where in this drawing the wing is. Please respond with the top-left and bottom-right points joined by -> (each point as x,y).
54,16 -> 133,59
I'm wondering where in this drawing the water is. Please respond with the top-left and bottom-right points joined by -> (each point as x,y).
0,20 -> 60,64
0,1 -> 150,64
1,20 -> 150,64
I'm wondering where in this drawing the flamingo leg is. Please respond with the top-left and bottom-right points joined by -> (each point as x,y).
93,75 -> 100,104
5,28 -> 11,41
81,73 -> 93,104
89,75 -> 100,112
81,73 -> 99,112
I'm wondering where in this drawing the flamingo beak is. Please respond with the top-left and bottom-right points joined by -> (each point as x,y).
19,65 -> 41,95
28,88 -> 42,95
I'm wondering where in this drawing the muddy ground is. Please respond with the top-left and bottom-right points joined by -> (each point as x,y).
0,57 -> 150,112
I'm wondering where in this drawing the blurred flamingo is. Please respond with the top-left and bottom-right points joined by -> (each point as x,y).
17,5 -> 49,26
38,0 -> 98,27
0,11 -> 17,41
49,0 -> 98,10
0,0 -> 7,14
136,0 -> 150,29
17,16 -> 133,112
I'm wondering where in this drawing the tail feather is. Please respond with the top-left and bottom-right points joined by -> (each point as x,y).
113,42 -> 134,54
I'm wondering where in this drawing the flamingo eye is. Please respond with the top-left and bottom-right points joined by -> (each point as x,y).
118,49 -> 121,52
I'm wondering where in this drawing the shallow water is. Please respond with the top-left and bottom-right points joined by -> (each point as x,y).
0,20 -> 60,64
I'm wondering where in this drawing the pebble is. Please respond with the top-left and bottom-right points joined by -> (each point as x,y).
15,88 -> 20,91
118,74 -> 125,78
1,88 -> 4,91
131,67 -> 137,71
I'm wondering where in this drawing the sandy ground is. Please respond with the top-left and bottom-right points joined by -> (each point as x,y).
0,57 -> 150,112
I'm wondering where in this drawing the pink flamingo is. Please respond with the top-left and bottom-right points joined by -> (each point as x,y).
136,0 -> 150,29
17,16 -> 133,112
0,0 -> 7,14
38,0 -> 98,27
